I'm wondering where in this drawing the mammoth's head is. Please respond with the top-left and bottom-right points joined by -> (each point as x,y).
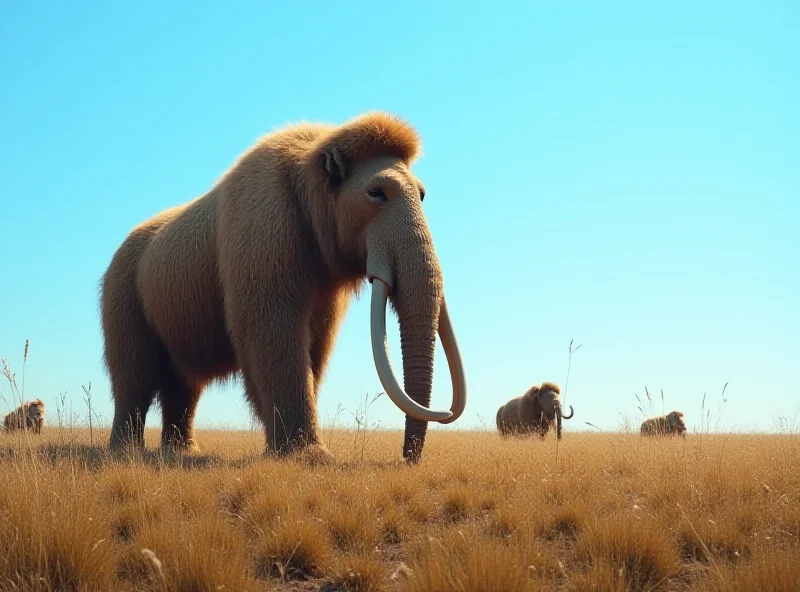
527,381 -> 574,439
666,411 -> 686,435
27,399 -> 44,420
305,112 -> 467,461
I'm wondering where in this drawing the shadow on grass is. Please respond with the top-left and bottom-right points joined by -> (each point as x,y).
335,459 -> 409,473
1,441 -> 224,471
1,436 -> 415,474
224,452 -> 409,474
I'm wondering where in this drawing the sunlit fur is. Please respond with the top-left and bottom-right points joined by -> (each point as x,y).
3,399 -> 45,434
496,382 -> 571,439
99,111 -> 439,460
640,411 -> 687,437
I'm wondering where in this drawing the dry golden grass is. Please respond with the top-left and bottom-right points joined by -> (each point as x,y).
0,425 -> 798,591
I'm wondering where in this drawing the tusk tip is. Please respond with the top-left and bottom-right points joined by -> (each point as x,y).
425,410 -> 454,422
436,410 -> 460,424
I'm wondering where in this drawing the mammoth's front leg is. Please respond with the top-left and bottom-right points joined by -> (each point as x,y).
534,419 -> 550,439
238,299 -> 330,459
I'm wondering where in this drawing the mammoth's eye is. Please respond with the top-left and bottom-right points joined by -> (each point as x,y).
367,188 -> 387,202
417,183 -> 426,202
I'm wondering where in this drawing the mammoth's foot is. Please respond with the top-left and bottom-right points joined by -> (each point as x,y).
278,442 -> 335,467
403,450 -> 423,465
161,423 -> 200,455
265,426 -> 335,466
109,423 -> 146,455
160,436 -> 200,456
109,407 -> 149,453
402,434 -> 427,465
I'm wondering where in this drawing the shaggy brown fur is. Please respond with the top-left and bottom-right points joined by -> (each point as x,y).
496,382 -> 574,440
100,111 -> 448,461
640,411 -> 687,437
3,399 -> 45,434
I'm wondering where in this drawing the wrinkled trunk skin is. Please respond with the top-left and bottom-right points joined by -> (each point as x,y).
396,297 -> 440,462
554,401 -> 563,440
391,227 -> 443,463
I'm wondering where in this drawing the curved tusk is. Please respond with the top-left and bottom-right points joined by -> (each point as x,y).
434,296 -> 467,424
562,405 -> 574,419
369,279 -> 453,422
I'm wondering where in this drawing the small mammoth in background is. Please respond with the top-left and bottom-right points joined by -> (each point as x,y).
640,411 -> 686,437
3,399 -> 45,434
496,382 -> 574,440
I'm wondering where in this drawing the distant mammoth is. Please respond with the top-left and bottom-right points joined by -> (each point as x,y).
99,111 -> 466,463
640,411 -> 686,437
3,399 -> 45,434
496,382 -> 574,439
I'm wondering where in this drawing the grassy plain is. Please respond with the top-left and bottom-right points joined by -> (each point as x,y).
1,420 -> 798,592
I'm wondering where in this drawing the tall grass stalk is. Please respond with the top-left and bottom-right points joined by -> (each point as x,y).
555,338 -> 582,472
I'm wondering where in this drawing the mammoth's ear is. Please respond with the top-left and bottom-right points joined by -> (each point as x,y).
321,145 -> 347,187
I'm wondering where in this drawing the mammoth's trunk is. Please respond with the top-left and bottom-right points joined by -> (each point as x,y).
366,211 -> 466,463
554,401 -> 574,441
554,401 -> 564,440
394,278 -> 441,462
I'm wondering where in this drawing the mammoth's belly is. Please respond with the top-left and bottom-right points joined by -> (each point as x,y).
149,299 -> 238,381
136,207 -> 238,381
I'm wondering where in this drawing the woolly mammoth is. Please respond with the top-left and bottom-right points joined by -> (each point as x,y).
3,399 -> 45,434
640,411 -> 686,437
496,382 -> 574,439
99,111 -> 466,463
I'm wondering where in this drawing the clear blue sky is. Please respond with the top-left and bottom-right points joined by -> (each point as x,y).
1,1 -> 798,435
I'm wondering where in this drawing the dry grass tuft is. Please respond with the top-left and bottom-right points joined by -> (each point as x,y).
695,546 -> 800,591
402,528 -> 542,592
403,491 -> 434,525
323,503 -> 381,553
130,515 -> 256,591
253,517 -> 332,582
326,551 -> 386,591
536,504 -> 584,543
677,513 -> 752,564
486,503 -> 523,540
379,506 -> 411,545
440,484 -> 474,524
0,464 -> 117,591
577,515 -> 682,590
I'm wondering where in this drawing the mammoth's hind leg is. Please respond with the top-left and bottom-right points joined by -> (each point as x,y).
103,305 -> 161,452
108,372 -> 157,451
157,365 -> 204,453
107,355 -> 158,451
102,231 -> 163,452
